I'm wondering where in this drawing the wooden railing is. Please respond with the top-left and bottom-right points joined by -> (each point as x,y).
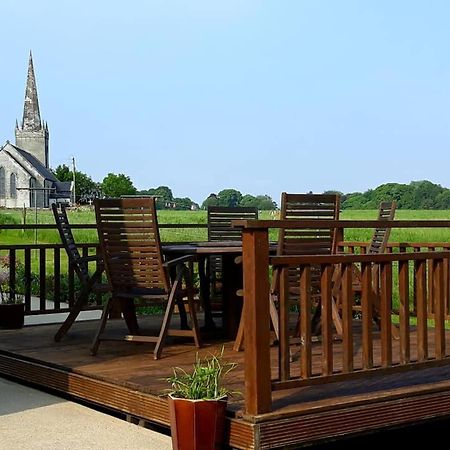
339,241 -> 450,319
237,219 -> 450,416
0,222 -> 207,316
0,243 -> 103,314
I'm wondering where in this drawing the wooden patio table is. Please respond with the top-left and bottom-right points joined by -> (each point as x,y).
162,241 -> 246,338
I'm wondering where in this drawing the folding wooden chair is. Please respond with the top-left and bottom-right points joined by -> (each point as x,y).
234,193 -> 342,351
52,203 -> 110,342
91,197 -> 201,359
333,201 -> 397,329
206,206 -> 258,309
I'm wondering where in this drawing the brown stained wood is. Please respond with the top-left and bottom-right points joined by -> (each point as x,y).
433,259 -> 446,359
300,266 -> 312,379
428,247 -> 436,314
416,260 -> 428,361
39,248 -> 46,310
24,248 -> 31,311
341,263 -> 353,372
233,219 -> 450,230
361,262 -> 373,369
54,249 -> 61,310
242,228 -> 272,415
398,260 -> 410,364
380,263 -> 392,368
320,265 -> 333,376
279,267 -> 290,381
5,321 -> 450,449
271,250 -> 450,266
94,198 -> 201,360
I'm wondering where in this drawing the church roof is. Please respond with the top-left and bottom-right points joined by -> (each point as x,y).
4,143 -> 57,181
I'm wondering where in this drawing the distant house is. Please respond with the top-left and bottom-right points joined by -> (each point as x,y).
0,52 -> 72,208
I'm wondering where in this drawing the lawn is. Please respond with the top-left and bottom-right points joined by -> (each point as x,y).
2,208 -> 450,245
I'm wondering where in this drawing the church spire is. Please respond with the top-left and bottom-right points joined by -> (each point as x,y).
21,51 -> 42,131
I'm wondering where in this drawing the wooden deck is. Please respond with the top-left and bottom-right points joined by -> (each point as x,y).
2,316 -> 450,448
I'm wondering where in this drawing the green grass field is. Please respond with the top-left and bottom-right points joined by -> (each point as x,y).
1,208 -> 450,245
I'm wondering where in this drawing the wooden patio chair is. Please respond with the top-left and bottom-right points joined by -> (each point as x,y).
333,200 -> 397,329
207,206 -> 258,298
234,192 -> 342,351
91,197 -> 201,359
52,203 -> 110,342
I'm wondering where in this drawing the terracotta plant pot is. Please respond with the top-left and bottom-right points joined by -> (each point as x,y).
168,395 -> 227,450
0,303 -> 25,329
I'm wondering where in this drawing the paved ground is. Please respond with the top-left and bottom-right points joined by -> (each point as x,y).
0,377 -> 172,450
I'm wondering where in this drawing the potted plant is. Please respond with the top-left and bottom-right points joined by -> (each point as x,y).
166,347 -> 237,450
0,257 -> 25,329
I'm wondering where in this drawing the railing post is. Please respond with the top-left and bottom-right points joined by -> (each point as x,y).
242,227 -> 272,416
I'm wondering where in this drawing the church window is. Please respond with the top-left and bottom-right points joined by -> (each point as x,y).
29,177 -> 36,206
0,167 -> 5,199
10,173 -> 17,199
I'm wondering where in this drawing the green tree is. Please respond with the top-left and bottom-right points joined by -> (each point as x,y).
53,164 -> 99,203
174,197 -> 194,210
101,173 -> 137,198
254,195 -> 277,210
202,193 -> 219,209
240,194 -> 257,207
217,189 -> 242,207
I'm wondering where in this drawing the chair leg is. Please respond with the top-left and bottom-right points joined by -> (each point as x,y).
154,274 -> 182,360
120,298 -> 140,334
54,268 -> 103,342
233,309 -> 245,351
54,288 -> 90,342
184,266 -> 201,348
91,297 -> 113,355
234,294 -> 279,352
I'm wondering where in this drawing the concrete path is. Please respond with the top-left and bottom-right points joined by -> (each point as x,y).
0,377 -> 172,450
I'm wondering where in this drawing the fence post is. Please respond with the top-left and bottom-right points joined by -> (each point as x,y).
242,227 -> 272,416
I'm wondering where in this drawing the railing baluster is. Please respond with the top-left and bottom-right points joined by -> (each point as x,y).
427,247 -> 436,314
361,262 -> 373,369
39,248 -> 46,311
433,259 -> 445,359
8,249 -> 16,300
54,248 -> 61,310
279,266 -> 290,381
321,264 -> 333,376
380,263 -> 392,368
68,257 -> 75,307
399,260 -> 410,364
24,248 -> 31,312
300,265 -> 312,379
341,263 -> 353,373
416,260 -> 428,362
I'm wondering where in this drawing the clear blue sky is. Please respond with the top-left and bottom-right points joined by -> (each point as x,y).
1,1 -> 449,204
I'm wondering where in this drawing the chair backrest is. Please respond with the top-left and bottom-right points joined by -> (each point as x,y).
367,201 -> 397,254
94,197 -> 169,293
277,193 -> 341,256
52,203 -> 90,284
207,206 -> 259,242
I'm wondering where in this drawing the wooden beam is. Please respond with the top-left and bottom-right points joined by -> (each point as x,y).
242,228 -> 272,415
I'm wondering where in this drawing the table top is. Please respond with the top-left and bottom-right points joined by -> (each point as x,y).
162,241 -> 278,255
162,241 -> 243,255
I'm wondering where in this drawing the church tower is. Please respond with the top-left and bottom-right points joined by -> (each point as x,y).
15,52 -> 49,168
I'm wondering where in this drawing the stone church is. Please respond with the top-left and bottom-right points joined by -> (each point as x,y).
0,53 -> 72,208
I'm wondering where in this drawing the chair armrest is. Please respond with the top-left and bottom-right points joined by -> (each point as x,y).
79,255 -> 103,263
163,255 -> 195,268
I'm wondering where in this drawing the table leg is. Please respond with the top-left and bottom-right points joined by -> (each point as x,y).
198,255 -> 216,330
222,254 -> 243,339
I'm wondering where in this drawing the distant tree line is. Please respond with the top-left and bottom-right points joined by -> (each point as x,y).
326,180 -> 450,210
201,189 -> 277,210
53,165 -> 450,211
